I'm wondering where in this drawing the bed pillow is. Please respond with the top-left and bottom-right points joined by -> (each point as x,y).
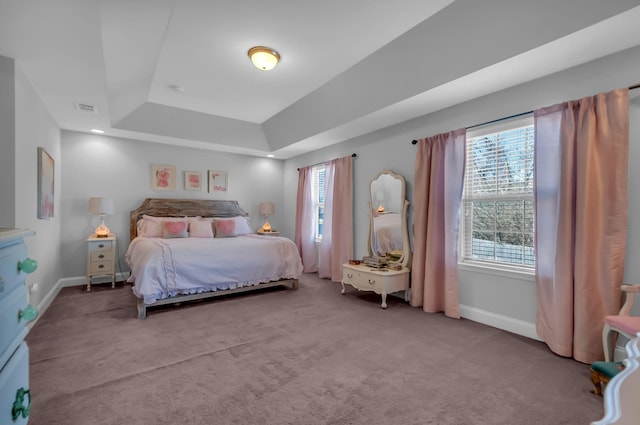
189,219 -> 214,238
213,219 -> 237,238
231,216 -> 252,235
139,215 -> 193,238
162,220 -> 189,238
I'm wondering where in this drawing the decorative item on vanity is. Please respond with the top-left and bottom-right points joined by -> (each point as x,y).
88,197 -> 114,238
258,202 -> 275,233
341,169 -> 412,308
0,229 -> 38,425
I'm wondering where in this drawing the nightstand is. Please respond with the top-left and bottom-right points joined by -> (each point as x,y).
86,234 -> 116,292
257,230 -> 280,236
341,263 -> 410,308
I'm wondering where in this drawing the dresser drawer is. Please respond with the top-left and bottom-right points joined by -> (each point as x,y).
0,342 -> 30,425
0,285 -> 32,363
88,240 -> 113,252
89,260 -> 113,274
0,242 -> 30,296
90,250 -> 114,262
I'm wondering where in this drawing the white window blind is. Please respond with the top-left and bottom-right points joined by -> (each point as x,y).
312,165 -> 325,241
461,115 -> 535,269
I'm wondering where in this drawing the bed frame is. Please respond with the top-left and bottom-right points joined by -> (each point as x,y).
129,198 -> 298,319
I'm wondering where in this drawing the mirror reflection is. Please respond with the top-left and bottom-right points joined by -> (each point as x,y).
368,169 -> 410,268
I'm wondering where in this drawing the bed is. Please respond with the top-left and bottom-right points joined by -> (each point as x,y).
125,198 -> 302,319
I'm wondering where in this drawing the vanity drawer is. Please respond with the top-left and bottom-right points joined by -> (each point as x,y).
0,285 -> 33,363
0,342 -> 30,425
342,267 -> 383,292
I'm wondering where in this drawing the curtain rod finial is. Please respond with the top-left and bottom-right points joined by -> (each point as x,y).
412,139 -> 418,145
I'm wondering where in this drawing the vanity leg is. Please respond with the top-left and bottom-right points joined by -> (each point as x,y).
86,277 -> 91,292
381,293 -> 388,309
341,281 -> 346,294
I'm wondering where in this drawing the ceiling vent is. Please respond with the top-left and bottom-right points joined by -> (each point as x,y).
74,102 -> 98,114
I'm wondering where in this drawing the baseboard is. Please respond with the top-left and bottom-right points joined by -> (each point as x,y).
27,272 -> 130,330
459,304 -> 542,341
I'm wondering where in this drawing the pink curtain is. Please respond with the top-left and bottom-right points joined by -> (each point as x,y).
295,166 -> 318,273
534,89 -> 629,363
319,156 -> 353,281
411,129 -> 466,318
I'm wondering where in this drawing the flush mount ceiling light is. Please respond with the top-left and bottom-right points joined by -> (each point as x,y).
248,46 -> 280,71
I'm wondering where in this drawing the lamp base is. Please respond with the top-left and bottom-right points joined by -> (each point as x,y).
95,234 -> 109,238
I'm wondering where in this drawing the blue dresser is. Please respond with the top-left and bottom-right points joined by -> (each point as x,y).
0,229 -> 38,425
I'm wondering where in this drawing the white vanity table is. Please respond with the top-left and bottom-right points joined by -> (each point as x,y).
341,169 -> 412,308
341,263 -> 409,308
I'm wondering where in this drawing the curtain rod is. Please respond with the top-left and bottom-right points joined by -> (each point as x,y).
411,83 -> 640,145
297,153 -> 357,171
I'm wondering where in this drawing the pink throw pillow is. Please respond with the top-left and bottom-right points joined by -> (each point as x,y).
162,220 -> 188,238
214,219 -> 237,238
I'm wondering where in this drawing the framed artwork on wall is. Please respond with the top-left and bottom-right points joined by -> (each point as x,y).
37,147 -> 55,219
151,164 -> 176,190
184,171 -> 202,191
208,170 -> 228,193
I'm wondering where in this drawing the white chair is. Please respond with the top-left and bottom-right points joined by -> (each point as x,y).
602,285 -> 640,362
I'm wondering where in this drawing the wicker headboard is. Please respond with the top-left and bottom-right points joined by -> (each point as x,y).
129,198 -> 248,241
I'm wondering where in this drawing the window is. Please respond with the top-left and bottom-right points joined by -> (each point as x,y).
312,165 -> 325,241
461,115 -> 535,270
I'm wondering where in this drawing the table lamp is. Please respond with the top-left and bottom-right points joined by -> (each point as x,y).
88,197 -> 114,238
258,202 -> 275,232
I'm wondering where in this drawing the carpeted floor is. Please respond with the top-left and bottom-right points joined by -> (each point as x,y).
26,274 -> 604,425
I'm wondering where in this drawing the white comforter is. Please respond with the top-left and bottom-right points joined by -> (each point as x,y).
125,234 -> 303,304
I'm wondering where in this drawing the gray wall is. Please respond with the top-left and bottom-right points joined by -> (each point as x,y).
282,45 -> 640,339
60,131 -> 284,277
6,58 -> 63,308
0,55 -> 15,227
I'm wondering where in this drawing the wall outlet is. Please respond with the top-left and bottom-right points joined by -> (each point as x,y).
29,283 -> 38,293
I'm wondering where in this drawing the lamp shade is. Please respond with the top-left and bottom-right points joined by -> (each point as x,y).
259,202 -> 275,216
88,197 -> 114,215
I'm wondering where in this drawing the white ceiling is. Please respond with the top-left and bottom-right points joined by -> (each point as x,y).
1,0 -> 640,159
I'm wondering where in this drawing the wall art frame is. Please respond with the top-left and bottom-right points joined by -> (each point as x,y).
184,171 -> 202,191
151,164 -> 176,190
207,170 -> 228,193
37,147 -> 55,219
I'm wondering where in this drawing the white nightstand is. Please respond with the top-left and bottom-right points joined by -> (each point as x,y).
86,234 -> 116,292
341,263 -> 410,308
257,230 -> 280,236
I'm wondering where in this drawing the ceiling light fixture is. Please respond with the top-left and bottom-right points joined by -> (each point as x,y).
248,46 -> 280,71
91,129 -> 104,134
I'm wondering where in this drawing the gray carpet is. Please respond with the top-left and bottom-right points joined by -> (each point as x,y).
27,274 -> 604,424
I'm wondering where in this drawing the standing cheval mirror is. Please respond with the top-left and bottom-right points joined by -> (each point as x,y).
366,169 -> 412,269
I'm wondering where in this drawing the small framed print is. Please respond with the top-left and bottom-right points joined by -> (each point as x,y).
184,171 -> 202,191
37,147 -> 55,219
208,170 -> 228,193
151,164 -> 176,190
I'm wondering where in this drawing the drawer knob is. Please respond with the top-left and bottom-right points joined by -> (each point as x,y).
347,273 -> 353,279
98,254 -> 105,259
12,387 -> 31,420
368,279 -> 376,285
98,264 -> 104,269
18,305 -> 38,323
18,258 -> 38,274
98,244 -> 105,248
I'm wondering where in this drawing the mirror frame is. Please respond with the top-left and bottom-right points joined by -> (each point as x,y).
366,169 -> 412,268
